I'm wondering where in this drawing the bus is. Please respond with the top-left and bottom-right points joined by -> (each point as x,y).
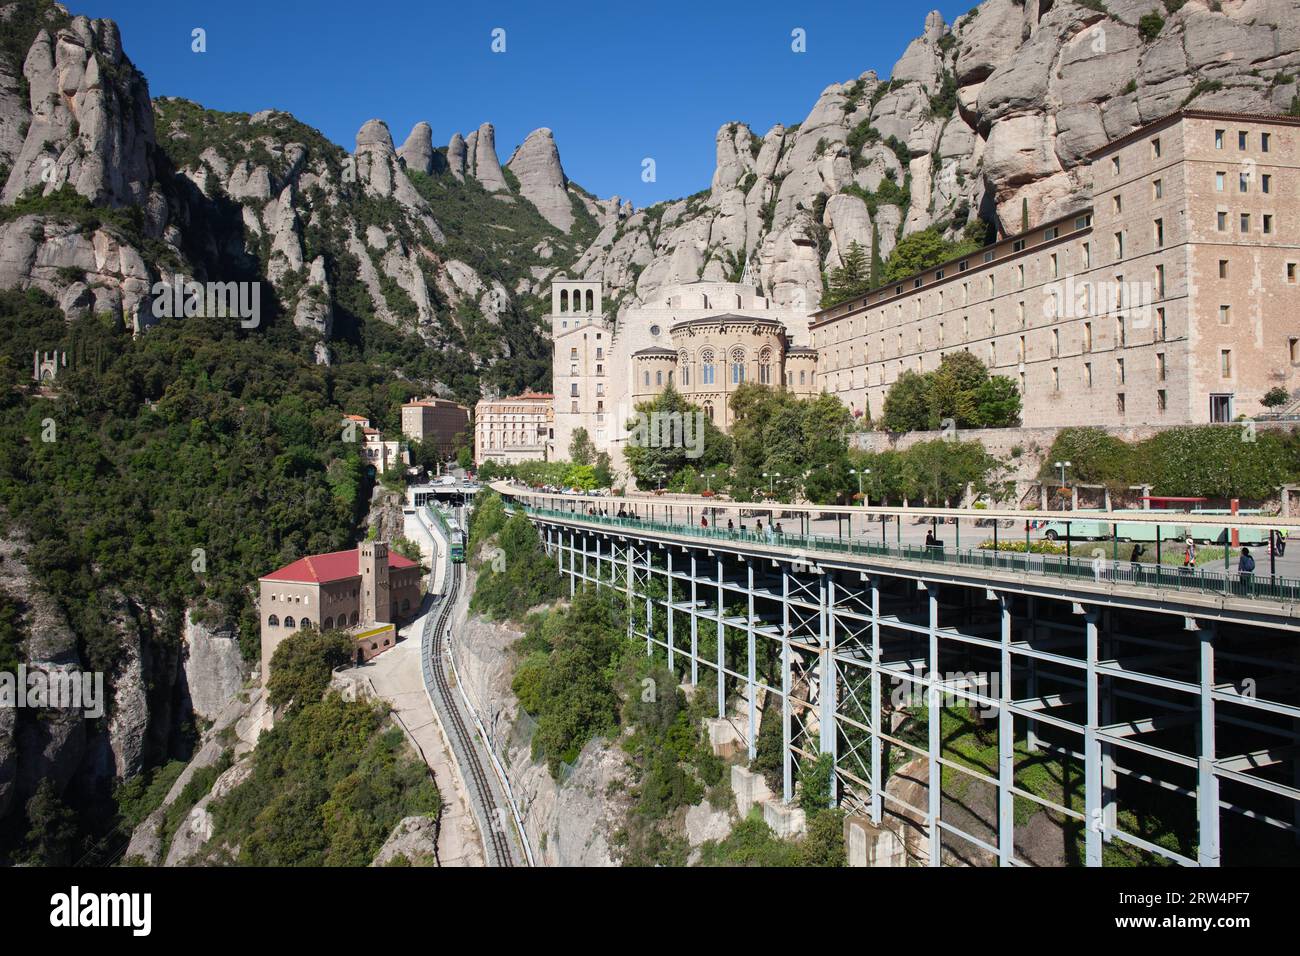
1038,509 -> 1271,545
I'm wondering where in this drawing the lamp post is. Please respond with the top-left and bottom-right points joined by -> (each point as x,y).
763,472 -> 780,495
850,467 -> 871,507
1054,460 -> 1072,508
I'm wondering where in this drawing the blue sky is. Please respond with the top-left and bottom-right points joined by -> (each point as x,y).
80,0 -> 972,207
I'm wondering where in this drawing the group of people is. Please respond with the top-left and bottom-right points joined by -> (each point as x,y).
1125,536 -> 1269,586
578,501 -> 1285,590
699,515 -> 783,540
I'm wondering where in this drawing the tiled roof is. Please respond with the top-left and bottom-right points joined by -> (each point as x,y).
260,548 -> 417,584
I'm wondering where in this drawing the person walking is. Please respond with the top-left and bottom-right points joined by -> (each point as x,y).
701,515 -> 708,528
1129,542 -> 1146,575
727,519 -> 735,534
1238,547 -> 1256,589
1180,537 -> 1196,573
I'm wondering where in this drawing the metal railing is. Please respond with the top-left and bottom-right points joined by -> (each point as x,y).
517,503 -> 1300,605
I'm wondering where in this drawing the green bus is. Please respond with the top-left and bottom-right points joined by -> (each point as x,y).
1038,509 -> 1270,545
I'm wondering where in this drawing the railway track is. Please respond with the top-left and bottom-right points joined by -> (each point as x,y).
423,562 -> 516,867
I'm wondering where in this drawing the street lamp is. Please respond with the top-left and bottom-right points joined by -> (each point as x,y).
762,472 -> 780,494
850,467 -> 872,507
1054,460 -> 1072,508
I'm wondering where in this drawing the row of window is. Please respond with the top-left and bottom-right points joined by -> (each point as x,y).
1109,129 -> 1272,180
556,288 -> 598,313
1215,210 -> 1276,234
266,602 -> 411,631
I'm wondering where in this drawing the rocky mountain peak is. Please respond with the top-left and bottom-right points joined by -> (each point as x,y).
398,120 -> 435,174
572,0 -> 1300,320
506,127 -> 572,232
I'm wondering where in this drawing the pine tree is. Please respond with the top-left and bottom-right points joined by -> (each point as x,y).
824,240 -> 871,307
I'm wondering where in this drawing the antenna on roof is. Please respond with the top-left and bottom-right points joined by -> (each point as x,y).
740,256 -> 757,290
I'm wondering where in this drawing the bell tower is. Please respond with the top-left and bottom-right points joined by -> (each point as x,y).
358,541 -> 391,624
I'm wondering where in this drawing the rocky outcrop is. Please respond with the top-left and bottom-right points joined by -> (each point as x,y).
2,16 -> 159,213
371,815 -> 439,866
163,755 -> 254,866
506,128 -> 572,232
574,1 -> 1300,321
466,121 -> 509,194
124,686 -> 267,865
292,255 -> 334,340
446,131 -> 467,180
0,528 -> 86,803
397,121 -> 435,174
451,573 -> 629,866
180,605 -> 248,724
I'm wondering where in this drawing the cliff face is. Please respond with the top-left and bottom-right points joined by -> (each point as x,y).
450,575 -> 629,867
0,4 -> 602,387
574,0 -> 1300,317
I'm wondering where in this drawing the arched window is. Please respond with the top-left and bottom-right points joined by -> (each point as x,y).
560,289 -> 569,312
350,611 -> 359,625
284,616 -> 296,629
324,616 -> 334,630
300,617 -> 311,629
730,348 -> 746,385
703,401 -> 714,422
268,614 -> 280,627
759,346 -> 772,385
701,349 -> 715,386
585,289 -> 594,312
679,350 -> 690,387
644,371 -> 650,387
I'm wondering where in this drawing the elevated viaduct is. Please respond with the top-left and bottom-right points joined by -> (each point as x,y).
495,482 -> 1300,867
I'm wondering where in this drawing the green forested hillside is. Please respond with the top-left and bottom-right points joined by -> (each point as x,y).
0,287 -> 404,668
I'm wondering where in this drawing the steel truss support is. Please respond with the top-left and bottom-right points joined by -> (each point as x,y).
1198,621 -> 1221,866
521,512 -> 1300,868
998,592 -> 1014,866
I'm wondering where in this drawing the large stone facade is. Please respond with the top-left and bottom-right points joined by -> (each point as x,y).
812,110 -> 1300,427
257,545 -> 421,681
401,397 -> 469,457
534,109 -> 1298,477
548,277 -> 815,465
473,391 -> 553,464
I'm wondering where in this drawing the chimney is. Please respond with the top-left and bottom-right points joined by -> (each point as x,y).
358,542 -> 391,624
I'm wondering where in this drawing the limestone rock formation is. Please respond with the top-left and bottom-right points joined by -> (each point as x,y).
506,128 -> 572,231
446,131 -> 467,179
467,121 -> 509,193
181,605 -> 249,723
371,815 -> 440,866
573,1 -> 1300,322
398,120 -> 435,174
2,16 -> 158,212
